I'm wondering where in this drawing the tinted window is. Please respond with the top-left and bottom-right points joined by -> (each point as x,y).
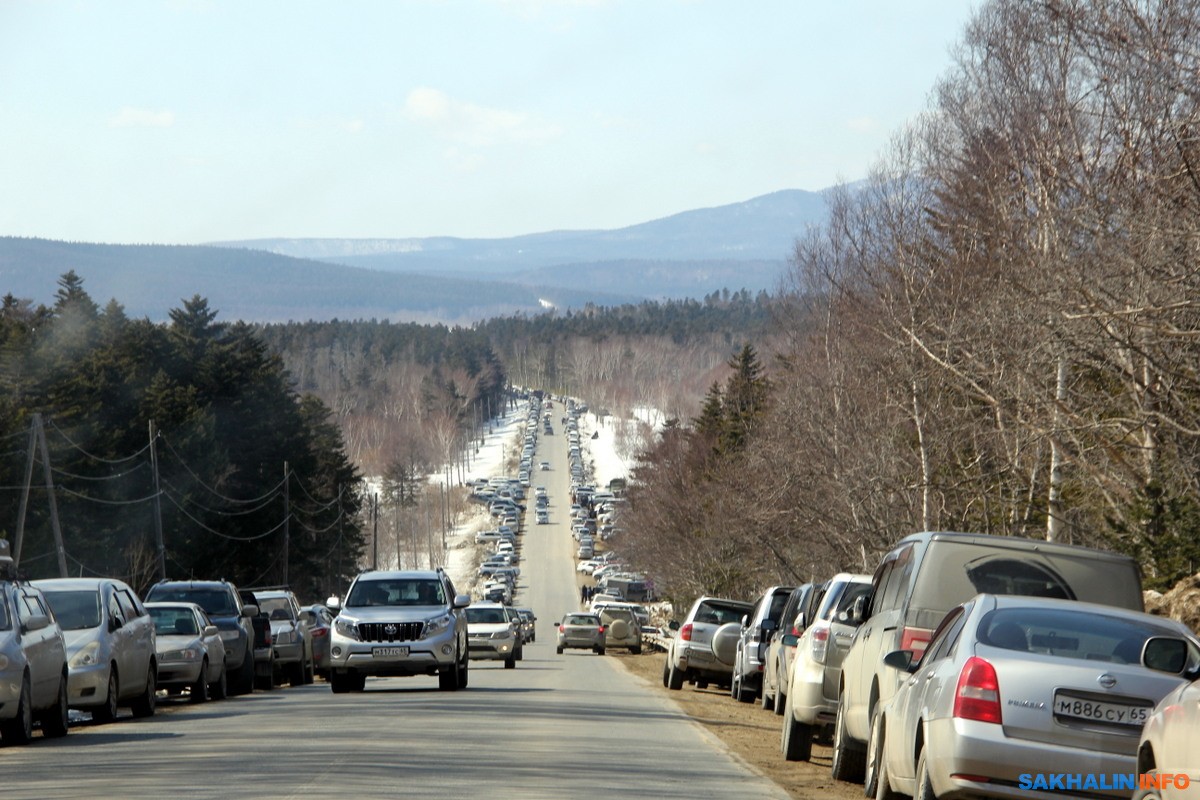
978,607 -> 1198,667
147,587 -> 238,617
346,579 -> 445,607
766,590 -> 792,623
694,600 -> 753,626
833,582 -> 872,623
43,589 -> 102,630
466,607 -> 508,624
872,562 -> 896,614
116,588 -> 140,619
880,545 -> 917,612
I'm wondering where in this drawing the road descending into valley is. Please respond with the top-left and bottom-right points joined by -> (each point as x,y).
0,416 -> 788,799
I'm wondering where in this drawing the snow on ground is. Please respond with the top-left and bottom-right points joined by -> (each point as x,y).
577,406 -> 664,489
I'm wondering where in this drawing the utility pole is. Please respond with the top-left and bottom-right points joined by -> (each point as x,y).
33,415 -> 68,577
149,420 -> 166,581
282,461 -> 290,586
371,492 -> 378,570
13,415 -> 38,566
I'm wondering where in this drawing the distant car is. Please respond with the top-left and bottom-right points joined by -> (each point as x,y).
597,606 -> 641,654
730,585 -> 795,704
1138,673 -> 1200,800
0,544 -> 69,744
540,461 -> 550,471
762,582 -> 822,714
536,510 -> 549,525
872,595 -> 1200,800
503,605 -> 527,661
557,613 -> 606,655
465,603 -> 518,668
146,601 -> 227,702
144,580 -> 258,696
664,596 -> 753,691
253,589 -> 315,686
34,577 -> 158,721
299,604 -> 334,677
514,608 -> 537,643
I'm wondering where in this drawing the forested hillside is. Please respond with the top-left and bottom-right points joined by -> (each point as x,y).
0,273 -> 365,601
616,0 -> 1200,602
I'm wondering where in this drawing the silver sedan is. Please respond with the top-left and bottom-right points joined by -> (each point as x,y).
871,594 -> 1200,800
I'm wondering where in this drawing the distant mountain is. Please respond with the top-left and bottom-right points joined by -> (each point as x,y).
0,238 -> 637,323
2,188 -> 832,322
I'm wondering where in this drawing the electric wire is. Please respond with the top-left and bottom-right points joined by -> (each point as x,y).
158,433 -> 286,505
290,508 -> 344,535
289,471 -> 342,510
51,461 -> 149,482
57,485 -> 159,505
46,419 -> 153,464
160,478 -> 281,517
162,491 -> 286,541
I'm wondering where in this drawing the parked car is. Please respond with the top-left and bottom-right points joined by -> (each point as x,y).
299,604 -> 334,677
871,595 -> 1200,800
557,612 -> 606,655
731,585 -> 795,703
503,605 -> 526,661
664,596 -> 754,691
1137,673 -> 1200,800
514,608 -> 537,643
144,580 -> 258,695
327,568 -> 471,692
597,606 -> 641,654
464,603 -> 518,668
762,582 -> 823,714
0,542 -> 69,744
780,573 -> 872,761
835,531 -> 1145,783
253,589 -> 315,686
145,601 -> 227,702
239,590 -> 275,690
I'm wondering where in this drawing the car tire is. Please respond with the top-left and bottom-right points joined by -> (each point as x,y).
438,665 -> 457,691
762,678 -> 775,712
505,655 -> 516,669
303,653 -> 315,685
39,673 -> 70,739
557,645 -> 564,655
458,650 -> 469,690
831,699 -> 867,784
92,669 -> 120,723
597,647 -> 605,656
233,651 -> 255,696
0,676 -> 33,745
516,644 -> 524,662
875,722 -> 904,800
864,705 -> 885,798
667,660 -> 684,691
632,645 -> 642,655
349,672 -> 366,692
781,693 -> 814,762
210,663 -> 228,701
735,674 -> 756,703
330,671 -> 351,694
190,659 -> 210,703
130,665 -> 156,718
915,746 -> 937,800
774,685 -> 786,717
695,680 -> 709,690
289,661 -> 305,688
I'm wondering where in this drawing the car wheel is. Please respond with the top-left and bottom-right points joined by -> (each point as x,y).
92,669 -> 120,723
831,699 -> 867,783
736,674 -> 756,703
556,645 -> 564,655
597,648 -> 605,656
632,645 -> 642,655
516,644 -> 524,662
329,671 -> 351,694
774,683 -> 786,716
762,677 -> 775,712
781,693 -> 814,762
458,650 -> 469,690
304,653 -> 315,685
864,705 -> 885,798
130,665 -> 156,718
915,746 -> 937,800
289,661 -> 305,688
875,721 -> 904,800
667,659 -> 685,690
210,663 -> 228,701
695,680 -> 709,690
0,676 -> 33,745
39,673 -> 70,739
438,665 -> 457,691
504,655 -> 516,669
190,659 -> 210,703
350,672 -> 366,692
233,651 -> 255,696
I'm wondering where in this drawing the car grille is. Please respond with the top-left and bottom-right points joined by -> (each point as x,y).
358,621 -> 425,642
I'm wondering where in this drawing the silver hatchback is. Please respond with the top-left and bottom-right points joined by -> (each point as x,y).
557,613 -> 606,655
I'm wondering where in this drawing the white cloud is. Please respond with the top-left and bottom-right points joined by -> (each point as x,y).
109,107 -> 175,129
846,116 -> 878,133
405,87 -> 563,148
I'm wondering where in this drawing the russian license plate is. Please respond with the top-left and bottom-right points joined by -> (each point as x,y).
373,646 -> 409,658
1053,692 -> 1149,726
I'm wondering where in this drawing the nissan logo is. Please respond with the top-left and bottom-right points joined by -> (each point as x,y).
1097,673 -> 1117,689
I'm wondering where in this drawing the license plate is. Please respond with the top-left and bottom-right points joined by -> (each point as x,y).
373,646 -> 409,658
1053,692 -> 1149,726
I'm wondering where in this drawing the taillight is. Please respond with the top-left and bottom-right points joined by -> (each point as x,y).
900,626 -> 931,659
312,629 -> 329,638
811,627 -> 829,665
680,623 -> 693,642
598,626 -> 606,634
953,656 -> 1002,724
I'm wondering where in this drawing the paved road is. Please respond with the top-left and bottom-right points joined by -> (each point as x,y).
0,411 -> 787,799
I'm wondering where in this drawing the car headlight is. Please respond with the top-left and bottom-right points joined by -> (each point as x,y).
218,629 -> 239,642
423,613 -> 453,637
334,618 -> 359,641
69,640 -> 101,668
161,648 -> 201,662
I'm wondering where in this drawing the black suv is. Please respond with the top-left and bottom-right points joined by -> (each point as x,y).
145,580 -> 259,695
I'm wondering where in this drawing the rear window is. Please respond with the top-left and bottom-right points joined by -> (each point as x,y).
566,615 -> 599,626
766,590 -> 791,623
907,541 -> 1142,629
693,599 -> 752,626
816,581 -> 871,623
147,587 -> 238,617
979,607 -> 1199,669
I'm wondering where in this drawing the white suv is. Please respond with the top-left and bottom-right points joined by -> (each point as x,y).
327,568 -> 470,693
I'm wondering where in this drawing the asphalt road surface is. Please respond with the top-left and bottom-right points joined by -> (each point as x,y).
0,414 -> 787,799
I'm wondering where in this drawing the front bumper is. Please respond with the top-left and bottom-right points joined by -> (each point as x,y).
157,659 -> 205,689
467,635 -> 515,660
330,624 -> 458,677
67,661 -> 111,709
0,661 -> 25,720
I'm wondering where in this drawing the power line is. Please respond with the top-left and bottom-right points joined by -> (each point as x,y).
161,491 -> 286,541
160,478 -> 280,517
291,508 -> 344,535
289,471 -> 342,510
158,432 -> 286,505
51,461 -> 149,482
57,485 -> 159,506
45,419 -> 153,464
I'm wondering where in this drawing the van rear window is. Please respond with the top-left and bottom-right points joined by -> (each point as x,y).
907,541 -> 1142,629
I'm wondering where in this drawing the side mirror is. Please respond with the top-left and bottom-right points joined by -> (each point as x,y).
241,604 -> 259,618
203,624 -> 219,637
741,614 -> 749,627
781,633 -> 799,647
23,613 -> 50,633
452,594 -> 472,609
848,595 -> 868,625
761,619 -> 778,634
883,650 -> 916,673
326,596 -> 342,611
1143,636 -> 1189,674
668,620 -> 680,631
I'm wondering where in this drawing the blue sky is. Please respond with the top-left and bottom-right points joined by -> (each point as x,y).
0,0 -> 978,244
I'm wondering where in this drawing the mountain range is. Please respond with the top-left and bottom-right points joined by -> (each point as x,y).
1,188 -> 830,323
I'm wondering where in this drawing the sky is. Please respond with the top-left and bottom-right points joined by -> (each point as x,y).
0,0 -> 979,245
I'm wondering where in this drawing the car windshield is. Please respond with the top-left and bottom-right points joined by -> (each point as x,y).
466,607 -> 508,624
346,579 -> 444,607
149,607 -> 199,636
42,590 -> 102,630
147,588 -> 238,617
979,607 -> 1198,668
